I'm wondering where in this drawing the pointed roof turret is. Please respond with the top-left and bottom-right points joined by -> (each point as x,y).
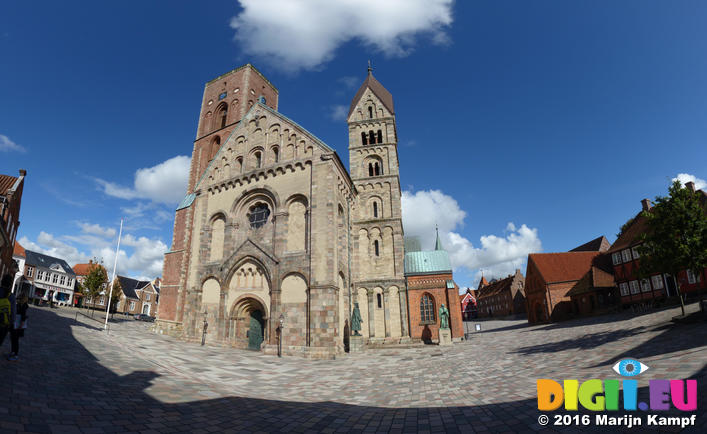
435,225 -> 443,251
348,65 -> 395,117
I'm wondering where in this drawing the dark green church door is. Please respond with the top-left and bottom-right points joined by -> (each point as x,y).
248,310 -> 265,350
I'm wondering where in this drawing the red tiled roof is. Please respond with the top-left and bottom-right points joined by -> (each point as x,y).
608,212 -> 648,253
529,252 -> 600,284
570,236 -> 610,252
73,262 -> 106,276
477,276 -> 489,290
477,275 -> 515,300
348,72 -> 395,117
0,174 -> 18,195
13,241 -> 25,258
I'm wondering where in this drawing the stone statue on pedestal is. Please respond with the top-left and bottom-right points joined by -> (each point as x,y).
351,302 -> 362,336
439,303 -> 450,329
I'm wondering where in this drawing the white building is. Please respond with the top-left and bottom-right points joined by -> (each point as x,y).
23,249 -> 76,306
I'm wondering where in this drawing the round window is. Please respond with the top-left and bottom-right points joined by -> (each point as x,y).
248,203 -> 270,229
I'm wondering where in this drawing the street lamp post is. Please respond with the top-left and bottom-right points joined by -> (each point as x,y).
278,313 -> 285,357
201,310 -> 208,346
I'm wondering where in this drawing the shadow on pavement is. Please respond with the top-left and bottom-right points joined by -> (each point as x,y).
1,307 -> 703,433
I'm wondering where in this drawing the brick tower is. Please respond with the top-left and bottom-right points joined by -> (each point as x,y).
159,65 -> 278,328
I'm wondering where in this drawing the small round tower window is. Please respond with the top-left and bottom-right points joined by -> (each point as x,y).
248,203 -> 270,229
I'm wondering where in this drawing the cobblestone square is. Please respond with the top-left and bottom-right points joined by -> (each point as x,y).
1,303 -> 704,433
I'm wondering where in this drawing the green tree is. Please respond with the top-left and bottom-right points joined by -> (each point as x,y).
108,277 -> 123,313
83,259 -> 107,316
638,180 -> 707,317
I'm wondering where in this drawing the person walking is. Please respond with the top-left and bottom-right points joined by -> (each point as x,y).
8,291 -> 28,361
0,275 -> 16,356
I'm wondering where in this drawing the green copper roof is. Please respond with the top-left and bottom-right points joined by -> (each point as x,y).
176,193 -> 196,210
404,250 -> 452,276
446,280 -> 455,289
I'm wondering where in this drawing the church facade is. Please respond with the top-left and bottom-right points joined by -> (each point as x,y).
156,64 -> 410,358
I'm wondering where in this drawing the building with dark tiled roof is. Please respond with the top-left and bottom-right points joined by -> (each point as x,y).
0,169 -> 25,281
22,249 -> 76,306
608,182 -> 707,306
115,275 -> 159,316
476,269 -> 526,318
459,289 -> 477,320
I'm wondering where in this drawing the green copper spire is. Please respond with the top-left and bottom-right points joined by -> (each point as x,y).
435,225 -> 443,250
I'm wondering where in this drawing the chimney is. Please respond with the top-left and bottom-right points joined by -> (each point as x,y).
686,181 -> 696,192
19,169 -> 26,176
641,199 -> 652,211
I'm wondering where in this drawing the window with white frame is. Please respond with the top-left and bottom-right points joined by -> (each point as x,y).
129,301 -> 136,311
632,247 -> 641,259
621,249 -> 632,263
145,293 -> 151,301
612,252 -> 622,265
651,275 -> 664,289
629,280 -> 640,294
99,296 -> 105,305
687,269 -> 700,284
52,273 -> 58,284
619,282 -> 629,296
27,267 -> 34,277
37,270 -> 44,281
60,275 -> 66,286
640,279 -> 651,293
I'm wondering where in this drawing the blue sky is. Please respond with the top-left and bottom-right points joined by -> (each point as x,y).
1,1 -> 706,288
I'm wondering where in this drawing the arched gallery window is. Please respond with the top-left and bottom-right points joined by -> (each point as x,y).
377,130 -> 383,143
373,202 -> 378,218
377,293 -> 382,308
420,294 -> 435,323
361,132 -> 368,146
369,131 -> 375,144
254,151 -> 262,169
368,163 -> 374,177
368,106 -> 373,119
374,240 -> 380,256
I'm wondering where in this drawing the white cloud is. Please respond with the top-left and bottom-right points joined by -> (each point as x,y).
0,134 -> 26,152
230,0 -> 454,71
96,155 -> 191,205
401,189 -> 542,286
77,222 -> 116,238
672,173 -> 707,191
20,229 -> 168,280
330,104 -> 348,121
338,76 -> 360,89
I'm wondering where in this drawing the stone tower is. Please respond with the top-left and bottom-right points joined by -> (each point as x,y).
348,67 -> 409,342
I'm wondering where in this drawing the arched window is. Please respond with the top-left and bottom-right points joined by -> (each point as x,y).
219,107 -> 228,128
420,294 -> 435,323
210,136 -> 220,160
361,132 -> 367,145
377,293 -> 382,308
368,107 -> 373,119
374,240 -> 380,256
373,202 -> 378,218
377,130 -> 383,143
273,147 -> 279,163
236,157 -> 243,173
374,162 -> 381,176
248,203 -> 270,229
255,151 -> 262,168
368,163 -> 374,177
369,131 -> 375,144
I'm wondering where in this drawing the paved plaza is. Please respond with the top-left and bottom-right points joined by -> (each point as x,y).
1,303 -> 705,433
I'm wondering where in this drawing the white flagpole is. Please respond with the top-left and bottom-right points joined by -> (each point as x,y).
104,218 -> 124,330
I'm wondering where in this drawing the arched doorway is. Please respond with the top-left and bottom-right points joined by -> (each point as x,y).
229,296 -> 268,350
248,309 -> 265,350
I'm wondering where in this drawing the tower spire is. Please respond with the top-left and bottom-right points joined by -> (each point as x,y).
367,60 -> 372,75
435,225 -> 443,250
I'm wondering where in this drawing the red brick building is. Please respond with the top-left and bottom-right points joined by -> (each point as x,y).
404,231 -> 464,343
475,269 -> 526,318
609,183 -> 707,306
459,289 -> 477,320
0,170 -> 26,281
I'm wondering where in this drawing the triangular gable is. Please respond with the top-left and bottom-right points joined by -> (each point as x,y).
194,101 -> 335,193
348,72 -> 394,118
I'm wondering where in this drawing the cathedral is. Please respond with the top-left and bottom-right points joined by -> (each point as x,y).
157,64 -> 459,358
